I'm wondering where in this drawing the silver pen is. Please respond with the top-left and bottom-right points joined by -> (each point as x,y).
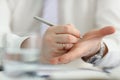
34,16 -> 56,26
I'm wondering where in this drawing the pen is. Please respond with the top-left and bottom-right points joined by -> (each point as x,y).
34,16 -> 56,26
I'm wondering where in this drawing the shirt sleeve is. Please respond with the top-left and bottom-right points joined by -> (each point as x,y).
0,0 -> 28,48
95,0 -> 120,67
0,0 -> 29,66
6,33 -> 29,48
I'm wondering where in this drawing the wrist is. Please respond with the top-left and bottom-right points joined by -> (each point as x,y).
82,42 -> 108,64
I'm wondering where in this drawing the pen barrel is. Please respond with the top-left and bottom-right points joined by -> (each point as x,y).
34,16 -> 56,26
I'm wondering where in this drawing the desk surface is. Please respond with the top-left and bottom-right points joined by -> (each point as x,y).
0,69 -> 112,80
0,72 -> 46,80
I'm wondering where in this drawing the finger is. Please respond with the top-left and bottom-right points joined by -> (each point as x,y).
51,49 -> 68,57
99,26 -> 115,37
55,43 -> 74,50
50,45 -> 83,64
84,26 -> 115,39
51,24 -> 80,38
55,34 -> 79,43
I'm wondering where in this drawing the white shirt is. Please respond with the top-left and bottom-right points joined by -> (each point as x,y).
0,0 -> 120,67
41,0 -> 58,37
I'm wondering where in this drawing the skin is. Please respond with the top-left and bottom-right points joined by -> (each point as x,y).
40,24 -> 81,63
21,24 -> 115,64
49,26 -> 115,64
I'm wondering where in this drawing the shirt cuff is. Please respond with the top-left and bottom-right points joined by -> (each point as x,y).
95,38 -> 120,67
7,33 -> 29,48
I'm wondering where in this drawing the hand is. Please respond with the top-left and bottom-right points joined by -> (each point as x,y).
50,26 -> 115,64
40,24 -> 80,63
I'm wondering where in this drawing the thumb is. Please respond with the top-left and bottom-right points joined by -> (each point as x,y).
84,26 -> 115,39
99,26 -> 115,37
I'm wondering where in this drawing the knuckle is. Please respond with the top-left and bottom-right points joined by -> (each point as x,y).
44,27 -> 53,36
59,56 -> 70,63
63,25 -> 70,33
52,48 -> 59,53
64,44 -> 73,49
67,24 -> 74,27
47,27 -> 55,33
45,36 -> 52,42
47,27 -> 53,32
51,52 -> 56,57
58,44 -> 64,50
66,35 -> 73,43
59,56 -> 67,62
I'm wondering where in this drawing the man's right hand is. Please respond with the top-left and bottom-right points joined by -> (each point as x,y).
41,24 -> 80,64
